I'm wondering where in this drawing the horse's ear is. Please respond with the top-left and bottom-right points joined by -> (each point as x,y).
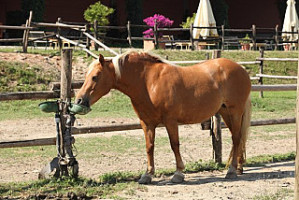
99,54 -> 105,65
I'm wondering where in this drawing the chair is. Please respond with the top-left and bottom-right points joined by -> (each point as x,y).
223,36 -> 241,50
160,35 -> 176,49
28,31 -> 51,49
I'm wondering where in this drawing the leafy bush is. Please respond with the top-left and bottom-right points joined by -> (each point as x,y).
181,13 -> 196,28
84,1 -> 114,25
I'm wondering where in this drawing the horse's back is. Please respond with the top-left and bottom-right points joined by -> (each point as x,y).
199,58 -> 251,106
144,58 -> 249,124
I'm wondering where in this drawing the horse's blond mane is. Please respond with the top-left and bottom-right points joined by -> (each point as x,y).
112,50 -> 174,79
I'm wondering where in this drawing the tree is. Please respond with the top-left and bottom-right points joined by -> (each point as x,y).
84,1 -> 114,26
210,0 -> 229,27
22,0 -> 45,22
126,0 -> 143,25
181,13 -> 196,28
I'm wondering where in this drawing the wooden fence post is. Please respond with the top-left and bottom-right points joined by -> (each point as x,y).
22,10 -> 33,53
211,50 -> 222,164
154,19 -> 159,49
61,49 -> 72,103
60,48 -> 74,175
275,25 -> 279,51
221,25 -> 225,50
93,20 -> 99,51
190,24 -> 194,51
85,24 -> 91,57
252,24 -> 256,50
295,33 -> 299,199
127,21 -> 132,48
259,48 -> 265,98
57,18 -> 63,51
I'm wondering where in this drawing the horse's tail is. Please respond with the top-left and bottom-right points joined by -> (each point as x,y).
240,96 -> 251,160
227,95 -> 251,166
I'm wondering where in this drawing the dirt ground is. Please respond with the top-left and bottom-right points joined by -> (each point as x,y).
0,52 -> 296,199
0,117 -> 296,200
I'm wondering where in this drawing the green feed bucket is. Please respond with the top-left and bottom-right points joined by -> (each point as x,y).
69,103 -> 91,115
39,101 -> 59,113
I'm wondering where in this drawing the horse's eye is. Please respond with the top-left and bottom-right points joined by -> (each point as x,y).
92,76 -> 98,82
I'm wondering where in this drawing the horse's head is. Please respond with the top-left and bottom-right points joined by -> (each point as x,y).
75,54 -> 115,108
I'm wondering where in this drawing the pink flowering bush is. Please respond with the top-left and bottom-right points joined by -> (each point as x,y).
143,14 -> 174,38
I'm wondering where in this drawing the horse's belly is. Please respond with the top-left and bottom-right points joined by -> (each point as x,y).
175,98 -> 222,124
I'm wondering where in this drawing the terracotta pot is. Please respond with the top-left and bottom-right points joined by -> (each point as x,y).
241,43 -> 250,51
198,45 -> 206,50
143,39 -> 166,51
283,44 -> 291,51
143,40 -> 155,51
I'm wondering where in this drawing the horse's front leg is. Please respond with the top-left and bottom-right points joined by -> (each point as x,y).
138,120 -> 156,184
165,119 -> 185,183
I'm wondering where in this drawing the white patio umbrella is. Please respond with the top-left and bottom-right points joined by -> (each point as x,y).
282,0 -> 299,41
192,0 -> 218,39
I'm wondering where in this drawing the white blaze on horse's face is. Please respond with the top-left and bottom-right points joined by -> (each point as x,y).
76,55 -> 114,107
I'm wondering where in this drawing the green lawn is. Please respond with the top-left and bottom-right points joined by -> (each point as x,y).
0,91 -> 296,122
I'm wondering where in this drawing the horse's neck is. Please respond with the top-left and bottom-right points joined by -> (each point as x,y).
113,61 -> 147,100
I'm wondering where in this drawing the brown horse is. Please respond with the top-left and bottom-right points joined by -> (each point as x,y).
75,51 -> 251,184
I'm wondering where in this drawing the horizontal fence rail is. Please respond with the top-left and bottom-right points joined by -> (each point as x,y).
0,117 -> 295,148
251,84 -> 297,91
256,74 -> 297,79
0,91 -> 60,101
256,58 -> 298,62
0,25 -> 36,30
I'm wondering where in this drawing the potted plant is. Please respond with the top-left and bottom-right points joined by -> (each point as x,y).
239,34 -> 251,50
283,43 -> 291,51
143,14 -> 174,51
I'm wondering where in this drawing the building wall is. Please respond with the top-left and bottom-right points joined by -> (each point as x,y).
225,0 -> 282,28
0,0 -> 287,29
44,0 -> 108,22
0,0 -> 22,24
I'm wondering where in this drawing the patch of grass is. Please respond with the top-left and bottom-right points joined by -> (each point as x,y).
0,99 -> 55,121
0,145 -> 55,160
98,160 -> 226,184
251,91 -> 296,120
79,90 -> 136,119
77,135 -> 144,156
245,152 -> 295,167
185,160 -> 225,173
0,90 -> 136,121
99,171 -> 142,184
0,176 -> 139,199
0,61 -> 57,92
253,188 -> 293,200
250,124 -> 295,139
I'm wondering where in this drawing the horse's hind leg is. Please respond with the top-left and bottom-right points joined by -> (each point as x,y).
164,119 -> 185,183
219,107 -> 244,179
138,120 -> 156,184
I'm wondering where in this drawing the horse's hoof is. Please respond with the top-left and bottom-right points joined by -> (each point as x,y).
225,172 -> 238,179
237,168 -> 243,175
171,171 -> 184,183
138,173 -> 152,184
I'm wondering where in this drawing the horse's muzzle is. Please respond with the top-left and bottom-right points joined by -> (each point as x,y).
75,97 -> 90,108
